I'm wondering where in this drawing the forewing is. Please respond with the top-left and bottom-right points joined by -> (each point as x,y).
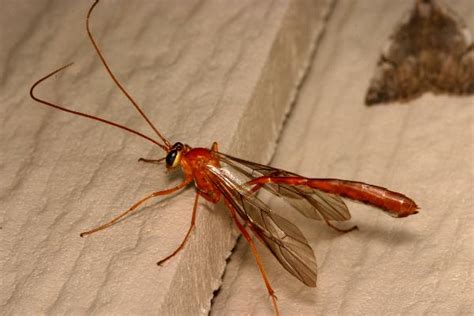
270,183 -> 350,221
206,165 -> 317,287
216,152 -> 351,222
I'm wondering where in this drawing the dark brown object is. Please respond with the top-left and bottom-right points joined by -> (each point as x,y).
365,0 -> 474,105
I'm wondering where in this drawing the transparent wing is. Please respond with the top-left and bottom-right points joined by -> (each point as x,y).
215,152 -> 351,222
206,165 -> 317,287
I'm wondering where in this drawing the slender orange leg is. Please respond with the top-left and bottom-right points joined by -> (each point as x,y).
138,157 -> 166,164
80,179 -> 192,237
225,199 -> 280,316
157,192 -> 200,266
246,181 -> 357,233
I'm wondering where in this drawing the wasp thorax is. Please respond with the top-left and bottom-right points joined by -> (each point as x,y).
166,142 -> 184,168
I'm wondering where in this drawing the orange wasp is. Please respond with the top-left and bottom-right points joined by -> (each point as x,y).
30,1 -> 419,315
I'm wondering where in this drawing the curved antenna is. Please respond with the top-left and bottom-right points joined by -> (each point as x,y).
87,0 -> 172,149
30,63 -> 169,152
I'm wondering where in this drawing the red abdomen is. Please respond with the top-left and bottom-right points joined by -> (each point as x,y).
307,179 -> 419,217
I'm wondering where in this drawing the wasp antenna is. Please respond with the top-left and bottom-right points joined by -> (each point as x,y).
87,0 -> 172,151
30,63 -> 169,152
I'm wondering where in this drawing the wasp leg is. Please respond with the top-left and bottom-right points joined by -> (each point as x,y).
138,157 -> 166,164
80,178 -> 192,237
157,192 -> 200,266
225,199 -> 280,316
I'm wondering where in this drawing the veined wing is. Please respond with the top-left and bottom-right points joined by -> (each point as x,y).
206,165 -> 317,287
215,152 -> 350,222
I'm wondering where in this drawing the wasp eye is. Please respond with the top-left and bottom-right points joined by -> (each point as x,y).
165,149 -> 182,168
165,150 -> 177,167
